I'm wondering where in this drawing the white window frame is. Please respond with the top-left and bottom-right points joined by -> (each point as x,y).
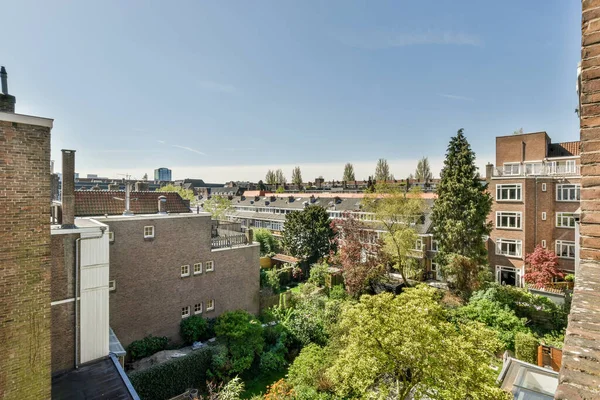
206,299 -> 215,311
495,211 -> 522,230
556,184 -> 581,202
556,212 -> 576,228
496,184 -> 522,201
542,212 -> 547,221
525,162 -> 543,175
495,238 -> 523,258
431,239 -> 439,252
415,237 -> 424,250
503,163 -> 521,176
194,303 -> 203,315
193,263 -> 203,275
541,183 -> 547,192
144,225 -> 155,238
566,159 -> 576,174
107,231 -> 115,242
109,280 -> 116,291
181,265 -> 190,277
495,265 -> 523,288
206,261 -> 214,272
181,306 -> 191,319
556,240 -> 576,259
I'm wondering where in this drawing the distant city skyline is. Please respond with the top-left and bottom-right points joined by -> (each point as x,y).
3,1 -> 581,182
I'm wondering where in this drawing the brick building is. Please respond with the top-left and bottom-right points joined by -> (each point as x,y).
485,132 -> 581,287
0,66 -> 53,400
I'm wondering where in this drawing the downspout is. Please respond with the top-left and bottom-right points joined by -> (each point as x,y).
75,229 -> 106,369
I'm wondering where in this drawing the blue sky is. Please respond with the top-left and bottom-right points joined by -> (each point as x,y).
3,1 -> 581,182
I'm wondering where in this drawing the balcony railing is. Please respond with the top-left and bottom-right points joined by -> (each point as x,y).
492,164 -> 580,177
211,233 -> 248,249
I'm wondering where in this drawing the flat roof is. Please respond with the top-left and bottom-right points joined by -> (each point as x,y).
92,213 -> 210,222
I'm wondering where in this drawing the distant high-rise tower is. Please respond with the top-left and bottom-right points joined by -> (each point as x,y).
154,167 -> 172,182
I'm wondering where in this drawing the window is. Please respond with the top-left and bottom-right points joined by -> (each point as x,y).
107,231 -> 115,242
430,262 -> 438,280
542,212 -> 547,221
181,306 -> 191,319
556,184 -> 580,201
541,240 -> 546,248
206,261 -> 214,272
415,237 -> 424,250
525,163 -> 543,175
109,280 -> 116,291
206,299 -> 215,311
496,184 -> 522,201
495,265 -> 522,287
496,239 -> 522,257
503,163 -> 521,176
556,240 -> 575,259
496,212 -> 522,229
556,212 -> 576,228
431,239 -> 439,252
181,265 -> 190,277
194,263 -> 202,275
194,303 -> 203,315
542,183 -> 547,192
144,225 -> 155,238
566,159 -> 576,174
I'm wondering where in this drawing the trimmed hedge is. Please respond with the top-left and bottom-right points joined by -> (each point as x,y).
127,335 -> 169,361
515,332 -> 539,364
128,346 -> 214,400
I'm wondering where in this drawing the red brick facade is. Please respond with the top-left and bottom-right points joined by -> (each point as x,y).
0,117 -> 52,399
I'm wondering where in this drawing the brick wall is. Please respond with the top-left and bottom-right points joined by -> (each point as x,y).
496,132 -> 549,166
555,1 -> 600,398
96,214 -> 260,347
0,119 -> 52,399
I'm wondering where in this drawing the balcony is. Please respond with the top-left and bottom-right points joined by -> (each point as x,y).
492,163 -> 580,177
211,233 -> 248,249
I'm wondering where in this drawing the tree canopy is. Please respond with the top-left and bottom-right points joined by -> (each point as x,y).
374,158 -> 392,182
342,163 -> 355,182
202,196 -> 232,220
275,169 -> 287,185
283,205 -> 336,265
431,129 -> 492,280
415,156 -> 433,182
156,184 -> 195,202
524,245 -> 564,287
265,170 -> 277,185
291,166 -> 303,186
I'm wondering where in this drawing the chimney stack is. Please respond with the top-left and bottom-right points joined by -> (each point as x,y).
123,182 -> 133,216
61,149 -> 76,228
158,195 -> 167,214
0,66 -> 16,113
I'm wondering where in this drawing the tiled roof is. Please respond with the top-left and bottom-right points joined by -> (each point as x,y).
75,191 -> 190,216
548,141 -> 580,157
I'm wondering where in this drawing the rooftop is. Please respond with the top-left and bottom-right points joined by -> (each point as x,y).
75,190 -> 191,216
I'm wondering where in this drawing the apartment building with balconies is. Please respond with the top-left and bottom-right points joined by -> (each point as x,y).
485,131 -> 580,287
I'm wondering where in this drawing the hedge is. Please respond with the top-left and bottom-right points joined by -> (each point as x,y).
128,346 -> 215,400
127,335 -> 169,361
515,332 -> 539,365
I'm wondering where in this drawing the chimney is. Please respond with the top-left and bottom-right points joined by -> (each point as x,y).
158,195 -> 167,214
0,66 -> 16,113
61,149 -> 76,228
135,181 -> 149,191
486,163 -> 494,181
123,182 -> 133,216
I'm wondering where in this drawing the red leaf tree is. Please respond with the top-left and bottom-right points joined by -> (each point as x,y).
331,212 -> 386,297
524,245 -> 564,287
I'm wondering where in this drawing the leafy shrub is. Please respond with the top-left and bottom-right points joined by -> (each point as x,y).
128,346 -> 214,400
255,228 -> 279,256
284,294 -> 329,346
180,315 -> 209,344
287,344 -> 331,390
259,348 -> 287,373
541,331 -> 565,349
308,262 -> 329,287
127,335 -> 169,361
328,285 -> 347,301
213,310 -> 265,378
564,274 -> 575,282
262,268 -> 283,293
515,332 -> 539,364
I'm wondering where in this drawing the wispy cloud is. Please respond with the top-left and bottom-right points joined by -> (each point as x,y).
339,30 -> 483,49
197,80 -> 237,94
157,140 -> 166,144
171,145 -> 206,156
438,93 -> 474,101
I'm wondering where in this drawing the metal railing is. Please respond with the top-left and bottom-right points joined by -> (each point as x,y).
492,164 -> 580,177
211,233 -> 248,249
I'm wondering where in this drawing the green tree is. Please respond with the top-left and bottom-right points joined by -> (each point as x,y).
266,170 -> 277,185
287,344 -> 332,393
364,186 -> 425,286
276,169 -> 287,185
213,311 -> 264,377
283,205 -> 336,265
254,228 -> 279,256
202,196 -> 232,220
292,166 -> 303,186
326,286 -> 510,400
157,184 -> 195,202
374,158 -> 392,182
258,180 -> 267,191
415,156 -> 433,182
142,173 -> 148,181
431,129 -> 492,292
342,163 -> 355,182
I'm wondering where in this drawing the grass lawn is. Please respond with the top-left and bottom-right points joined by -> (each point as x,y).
241,368 -> 288,399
